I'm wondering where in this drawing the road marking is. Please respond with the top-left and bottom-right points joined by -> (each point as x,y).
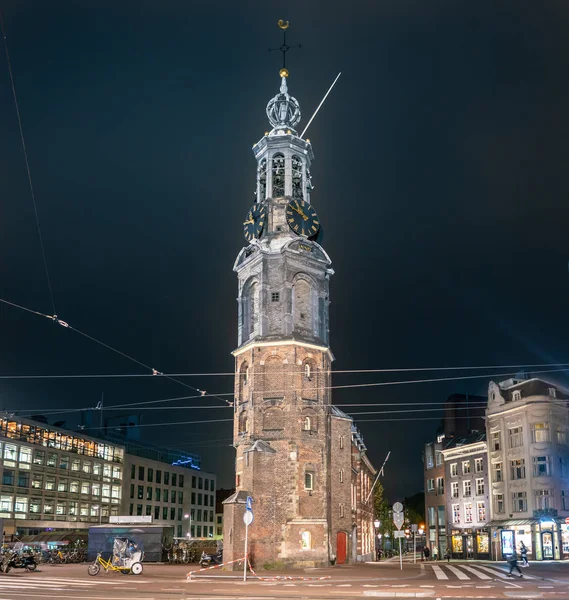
480,565 -> 537,580
432,565 -> 448,580
461,566 -> 492,580
445,565 -> 470,580
475,565 -> 509,579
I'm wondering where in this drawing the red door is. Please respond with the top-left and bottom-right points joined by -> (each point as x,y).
337,531 -> 347,564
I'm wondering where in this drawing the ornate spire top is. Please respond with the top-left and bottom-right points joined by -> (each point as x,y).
266,21 -> 302,134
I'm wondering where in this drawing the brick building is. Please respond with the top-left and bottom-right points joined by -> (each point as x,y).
222,64 -> 375,568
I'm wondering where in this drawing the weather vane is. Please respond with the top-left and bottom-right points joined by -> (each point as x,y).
269,19 -> 301,77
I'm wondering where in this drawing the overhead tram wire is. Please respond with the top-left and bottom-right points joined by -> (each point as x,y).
0,297 -> 232,407
2,366 -> 567,418
1,361 -> 569,380
0,14 -> 57,318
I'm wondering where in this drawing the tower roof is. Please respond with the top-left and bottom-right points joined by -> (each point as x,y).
266,74 -> 301,135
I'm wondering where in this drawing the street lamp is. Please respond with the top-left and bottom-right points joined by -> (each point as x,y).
374,520 -> 381,559
184,513 -> 192,539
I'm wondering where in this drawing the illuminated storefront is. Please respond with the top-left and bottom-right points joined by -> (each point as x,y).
490,519 -> 566,561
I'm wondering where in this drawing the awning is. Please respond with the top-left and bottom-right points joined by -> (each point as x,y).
486,519 -> 537,527
17,532 -> 87,544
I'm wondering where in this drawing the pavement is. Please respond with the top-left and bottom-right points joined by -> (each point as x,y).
0,559 -> 567,599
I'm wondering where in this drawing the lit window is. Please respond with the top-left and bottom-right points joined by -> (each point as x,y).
532,423 -> 550,443
462,461 -> 471,474
452,503 -> 460,523
303,416 -> 311,431
477,501 -> 486,522
301,531 -> 311,549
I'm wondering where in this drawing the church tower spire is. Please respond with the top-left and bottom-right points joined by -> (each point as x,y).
223,22 -> 347,570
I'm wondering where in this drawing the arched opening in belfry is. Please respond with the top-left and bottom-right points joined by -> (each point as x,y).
271,153 -> 285,197
291,154 -> 303,199
258,158 -> 267,201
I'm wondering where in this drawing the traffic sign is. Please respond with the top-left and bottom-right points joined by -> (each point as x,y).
565,517 -> 569,525
393,512 -> 404,530
243,511 -> 253,526
411,524 -> 418,532
393,502 -> 403,513
394,531 -> 406,538
246,496 -> 253,511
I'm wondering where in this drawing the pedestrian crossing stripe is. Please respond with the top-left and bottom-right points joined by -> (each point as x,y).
430,564 -> 537,581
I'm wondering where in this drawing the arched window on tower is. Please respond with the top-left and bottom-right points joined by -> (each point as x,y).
242,281 -> 259,341
258,158 -> 267,201
238,412 -> 248,435
292,155 -> 303,199
238,362 -> 249,404
302,360 -> 317,400
272,153 -> 285,197
303,416 -> 311,431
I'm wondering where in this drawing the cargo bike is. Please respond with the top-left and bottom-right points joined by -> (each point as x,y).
88,538 -> 144,576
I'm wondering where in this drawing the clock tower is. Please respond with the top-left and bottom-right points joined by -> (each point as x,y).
222,40 -> 357,568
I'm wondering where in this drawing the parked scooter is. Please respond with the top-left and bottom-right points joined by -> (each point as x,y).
2,552 -> 37,573
199,550 -> 223,568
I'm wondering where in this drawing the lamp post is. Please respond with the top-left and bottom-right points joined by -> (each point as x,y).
184,513 -> 192,539
374,520 -> 380,560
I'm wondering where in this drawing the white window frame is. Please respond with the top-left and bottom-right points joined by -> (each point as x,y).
463,480 -> 471,497
476,478 -> 485,495
450,463 -> 458,477
464,502 -> 473,523
462,460 -> 471,475
451,481 -> 459,498
452,503 -> 460,523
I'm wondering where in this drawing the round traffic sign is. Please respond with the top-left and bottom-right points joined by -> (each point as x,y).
393,502 -> 403,513
243,511 -> 254,526
565,516 -> 569,526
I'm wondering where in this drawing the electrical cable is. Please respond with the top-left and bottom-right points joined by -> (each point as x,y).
0,297 -> 231,407
1,361 -> 569,379
0,14 -> 57,317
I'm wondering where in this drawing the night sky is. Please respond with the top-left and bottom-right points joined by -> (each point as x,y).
1,1 -> 568,500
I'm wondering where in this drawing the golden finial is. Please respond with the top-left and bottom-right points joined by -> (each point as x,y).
278,20 -> 289,30
269,20 -> 300,76
279,68 -> 289,78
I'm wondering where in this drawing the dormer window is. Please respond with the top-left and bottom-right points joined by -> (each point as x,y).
548,387 -> 557,398
512,390 -> 522,401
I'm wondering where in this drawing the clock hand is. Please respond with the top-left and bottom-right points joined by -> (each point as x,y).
243,218 -> 255,225
291,205 -> 309,221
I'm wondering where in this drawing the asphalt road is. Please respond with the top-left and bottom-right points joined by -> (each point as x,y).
0,560 -> 567,599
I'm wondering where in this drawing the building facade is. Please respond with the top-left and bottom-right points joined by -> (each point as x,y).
487,377 -> 569,560
441,432 -> 490,559
223,62 -> 375,568
121,454 -> 216,539
424,438 -> 447,557
0,416 -> 124,535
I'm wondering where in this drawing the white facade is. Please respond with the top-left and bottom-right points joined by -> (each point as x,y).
487,377 -> 569,560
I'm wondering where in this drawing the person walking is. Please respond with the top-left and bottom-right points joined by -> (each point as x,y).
432,546 -> 438,561
444,549 -> 451,562
520,542 -> 529,567
507,553 -> 523,578
423,546 -> 430,561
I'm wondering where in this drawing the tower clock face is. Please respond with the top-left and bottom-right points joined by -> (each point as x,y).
286,199 -> 320,238
243,204 -> 266,243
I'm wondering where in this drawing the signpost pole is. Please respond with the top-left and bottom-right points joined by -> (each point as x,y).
399,537 -> 402,571
243,519 -> 249,582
